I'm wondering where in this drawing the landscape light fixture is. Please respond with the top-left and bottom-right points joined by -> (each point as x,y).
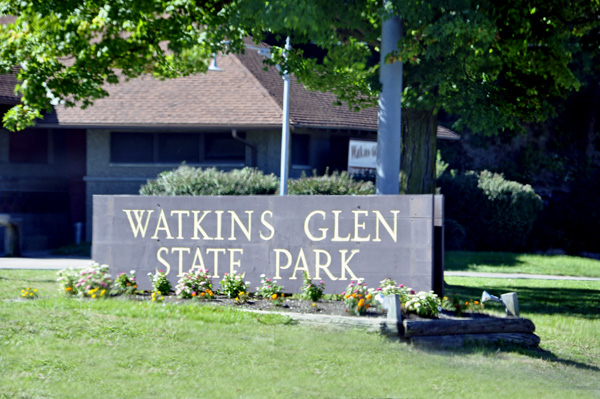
481,291 -> 520,317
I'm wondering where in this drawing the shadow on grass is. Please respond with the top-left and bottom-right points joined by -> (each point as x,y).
419,341 -> 600,372
444,251 -> 525,271
444,281 -> 600,318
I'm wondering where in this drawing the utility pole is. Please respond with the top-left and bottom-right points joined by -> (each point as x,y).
279,36 -> 291,196
376,6 -> 403,195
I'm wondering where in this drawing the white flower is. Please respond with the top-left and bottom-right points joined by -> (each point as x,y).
260,274 -> 266,278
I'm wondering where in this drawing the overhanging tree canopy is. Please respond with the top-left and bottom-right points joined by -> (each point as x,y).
1,0 -> 597,192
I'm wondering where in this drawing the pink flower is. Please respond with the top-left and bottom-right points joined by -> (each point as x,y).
411,290 -> 416,295
399,284 -> 405,288
159,270 -> 164,273
320,281 -> 324,284
342,291 -> 346,296
376,287 -> 382,292
266,278 -> 271,282
354,290 -> 359,294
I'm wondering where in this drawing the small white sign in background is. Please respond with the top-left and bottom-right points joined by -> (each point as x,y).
348,140 -> 377,174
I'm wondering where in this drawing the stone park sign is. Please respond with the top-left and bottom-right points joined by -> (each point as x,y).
92,195 -> 443,293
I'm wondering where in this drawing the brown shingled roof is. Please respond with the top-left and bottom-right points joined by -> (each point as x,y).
0,67 -> 20,105
1,38 -> 459,139
52,54 -> 283,128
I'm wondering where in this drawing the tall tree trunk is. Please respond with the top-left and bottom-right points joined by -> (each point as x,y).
400,108 -> 438,194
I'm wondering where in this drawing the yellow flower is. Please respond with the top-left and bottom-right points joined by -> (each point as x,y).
272,293 -> 278,300
312,303 -> 316,307
100,289 -> 106,296
21,290 -> 25,293
34,289 -> 38,292
443,296 -> 449,300
92,294 -> 96,298
152,297 -> 156,301
366,294 -> 372,300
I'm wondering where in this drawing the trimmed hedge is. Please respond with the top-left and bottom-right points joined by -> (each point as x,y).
139,166 -> 279,196
139,166 -> 375,196
288,171 -> 375,195
438,170 -> 543,251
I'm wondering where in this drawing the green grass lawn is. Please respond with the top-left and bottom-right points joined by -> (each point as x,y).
1,269 -> 599,399
445,251 -> 600,277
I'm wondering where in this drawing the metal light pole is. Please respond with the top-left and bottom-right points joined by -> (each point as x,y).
376,6 -> 403,195
279,36 -> 291,196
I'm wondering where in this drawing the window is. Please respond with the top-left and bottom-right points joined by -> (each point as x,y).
157,134 -> 200,163
205,133 -> 245,161
110,132 -> 245,164
292,134 -> 310,165
110,133 -> 153,163
9,130 -> 49,164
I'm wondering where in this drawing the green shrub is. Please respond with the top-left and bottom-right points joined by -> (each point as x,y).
438,170 -> 543,251
140,166 -> 279,196
288,170 -> 375,195
140,166 -> 376,196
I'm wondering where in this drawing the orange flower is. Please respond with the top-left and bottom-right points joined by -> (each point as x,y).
358,298 -> 365,307
366,294 -> 372,300
65,287 -> 72,291
465,301 -> 470,306
192,292 -> 197,297
352,293 -> 357,298
366,304 -> 370,309
474,301 -> 479,305
201,292 -> 206,297
272,293 -> 278,300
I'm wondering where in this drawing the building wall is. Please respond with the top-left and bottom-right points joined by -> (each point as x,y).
0,128 -> 85,253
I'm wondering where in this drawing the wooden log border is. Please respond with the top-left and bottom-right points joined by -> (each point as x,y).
403,317 -> 536,337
